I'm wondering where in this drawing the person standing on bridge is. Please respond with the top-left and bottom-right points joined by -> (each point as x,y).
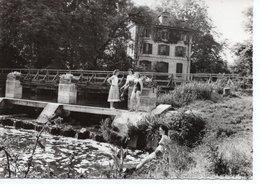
120,68 -> 135,101
107,69 -> 120,109
130,72 -> 143,111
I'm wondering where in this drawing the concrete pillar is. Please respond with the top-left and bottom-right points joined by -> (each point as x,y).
5,78 -> 22,98
58,83 -> 77,104
128,87 -> 157,112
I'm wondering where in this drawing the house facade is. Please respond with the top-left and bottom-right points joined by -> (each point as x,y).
127,12 -> 194,75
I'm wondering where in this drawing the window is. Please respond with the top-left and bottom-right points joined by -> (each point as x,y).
140,60 -> 152,71
176,63 -> 183,73
158,44 -> 170,56
161,30 -> 169,40
142,43 -> 153,54
143,28 -> 151,38
175,46 -> 186,57
154,62 -> 169,73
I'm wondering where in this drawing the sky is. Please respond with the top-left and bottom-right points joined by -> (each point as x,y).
132,0 -> 253,63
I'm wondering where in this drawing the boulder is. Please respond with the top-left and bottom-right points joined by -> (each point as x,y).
14,121 -> 22,129
1,119 -> 14,126
21,121 -> 35,130
77,128 -> 90,139
60,127 -> 76,137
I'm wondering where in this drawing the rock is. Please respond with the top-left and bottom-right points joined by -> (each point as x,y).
77,128 -> 90,139
164,110 -> 178,118
1,119 -> 14,126
14,121 -> 22,129
223,87 -> 231,96
151,104 -> 172,115
21,121 -> 35,130
95,134 -> 105,142
210,90 -> 221,102
48,126 -> 61,135
60,127 -> 76,137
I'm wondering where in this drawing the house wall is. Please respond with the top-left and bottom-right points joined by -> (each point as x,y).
137,39 -> 189,74
126,24 -> 192,75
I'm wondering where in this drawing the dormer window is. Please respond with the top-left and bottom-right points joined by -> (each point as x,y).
161,30 -> 169,40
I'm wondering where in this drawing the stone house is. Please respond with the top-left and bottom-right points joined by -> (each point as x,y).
127,12 -> 194,76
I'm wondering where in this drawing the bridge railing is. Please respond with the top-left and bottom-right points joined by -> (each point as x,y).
0,68 -> 253,89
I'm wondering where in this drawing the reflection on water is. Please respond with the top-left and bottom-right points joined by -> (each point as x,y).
0,126 -> 147,178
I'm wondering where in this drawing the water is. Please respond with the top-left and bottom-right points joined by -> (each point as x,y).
0,126 -> 147,178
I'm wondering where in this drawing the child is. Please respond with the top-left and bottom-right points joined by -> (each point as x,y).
107,69 -> 120,109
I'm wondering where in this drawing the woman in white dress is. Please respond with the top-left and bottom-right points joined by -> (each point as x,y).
107,69 -> 120,109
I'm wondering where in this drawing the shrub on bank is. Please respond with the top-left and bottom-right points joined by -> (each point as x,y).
166,112 -> 207,148
157,82 -> 215,107
130,111 -> 207,151
206,138 -> 252,178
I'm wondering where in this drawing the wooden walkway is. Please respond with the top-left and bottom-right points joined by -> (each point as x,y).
1,97 -> 128,116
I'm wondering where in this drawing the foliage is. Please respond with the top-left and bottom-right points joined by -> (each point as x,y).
157,82 -> 215,107
231,40 -> 252,76
206,140 -> 252,178
165,112 -> 206,148
230,6 -> 253,77
0,0 -> 138,70
157,0 -> 229,73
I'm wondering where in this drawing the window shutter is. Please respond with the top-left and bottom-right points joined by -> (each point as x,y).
143,43 -> 146,54
148,44 -> 152,54
166,45 -> 170,56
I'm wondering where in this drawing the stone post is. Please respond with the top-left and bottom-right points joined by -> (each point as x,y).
58,83 -> 77,104
58,74 -> 77,104
128,87 -> 157,112
5,72 -> 22,98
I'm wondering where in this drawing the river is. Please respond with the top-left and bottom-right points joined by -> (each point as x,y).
0,125 -> 148,178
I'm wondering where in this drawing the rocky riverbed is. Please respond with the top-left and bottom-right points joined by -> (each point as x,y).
0,125 -> 148,178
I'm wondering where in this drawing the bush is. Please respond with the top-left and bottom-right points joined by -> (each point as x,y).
206,138 -> 252,178
165,112 -> 206,148
157,82 -> 215,107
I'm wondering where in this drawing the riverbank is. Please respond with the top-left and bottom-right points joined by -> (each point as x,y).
127,94 -> 253,179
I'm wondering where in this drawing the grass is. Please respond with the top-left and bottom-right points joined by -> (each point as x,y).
130,95 -> 253,179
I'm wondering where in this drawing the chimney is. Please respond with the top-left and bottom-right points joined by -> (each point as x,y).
158,12 -> 170,26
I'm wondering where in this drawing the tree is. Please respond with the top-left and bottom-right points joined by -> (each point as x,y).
157,0 -> 229,73
0,0 -> 135,70
231,6 -> 253,76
